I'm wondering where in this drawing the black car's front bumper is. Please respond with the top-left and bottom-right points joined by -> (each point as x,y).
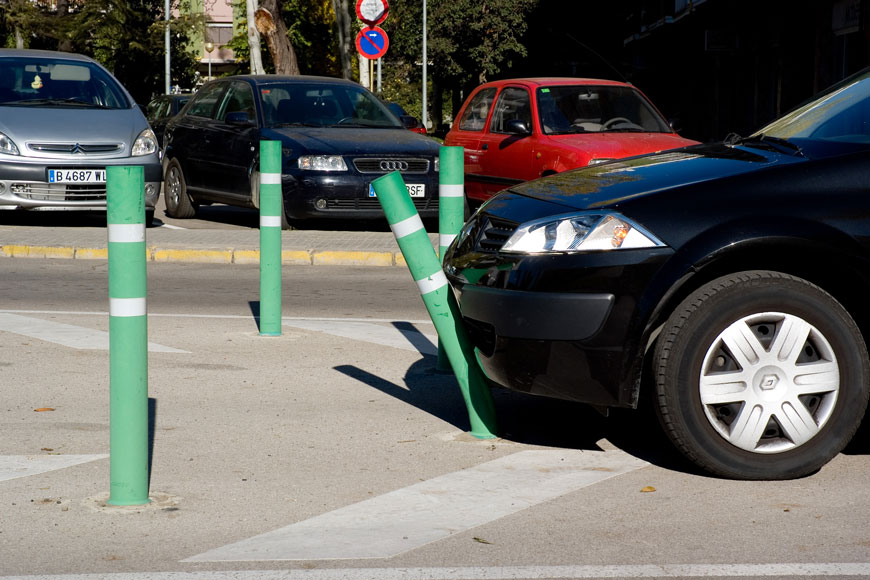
446,238 -> 672,409
281,171 -> 440,219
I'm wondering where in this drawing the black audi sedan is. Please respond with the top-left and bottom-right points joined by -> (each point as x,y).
161,75 -> 440,224
444,67 -> 870,480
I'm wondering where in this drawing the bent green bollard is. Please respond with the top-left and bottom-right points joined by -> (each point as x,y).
259,140 -> 283,336
107,165 -> 150,506
437,146 -> 466,372
372,171 -> 497,439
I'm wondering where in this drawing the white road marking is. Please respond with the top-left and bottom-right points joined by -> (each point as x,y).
0,313 -> 187,353
6,563 -> 870,580
283,319 -> 437,355
156,223 -> 186,230
0,454 -> 108,483
185,449 -> 649,562
0,310 -> 433,325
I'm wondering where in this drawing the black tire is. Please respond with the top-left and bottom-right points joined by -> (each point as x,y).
163,159 -> 196,218
654,270 -> 869,480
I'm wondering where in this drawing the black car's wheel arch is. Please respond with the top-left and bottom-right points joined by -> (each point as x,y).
628,220 -> 870,409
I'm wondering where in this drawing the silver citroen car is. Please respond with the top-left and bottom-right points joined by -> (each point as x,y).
0,49 -> 161,225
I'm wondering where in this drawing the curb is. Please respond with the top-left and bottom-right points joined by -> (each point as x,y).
0,245 -> 406,266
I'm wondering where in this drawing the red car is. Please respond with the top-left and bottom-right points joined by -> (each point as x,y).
445,78 -> 699,206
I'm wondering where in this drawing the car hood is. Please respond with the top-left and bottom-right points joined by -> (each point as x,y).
546,132 -> 698,159
262,126 -> 440,156
0,106 -> 147,158
507,143 -> 806,210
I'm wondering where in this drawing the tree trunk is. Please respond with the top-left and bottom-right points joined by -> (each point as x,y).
246,0 -> 265,74
55,0 -> 73,52
255,0 -> 299,75
331,0 -> 353,79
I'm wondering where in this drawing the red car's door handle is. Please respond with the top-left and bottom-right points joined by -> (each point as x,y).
482,143 -> 488,150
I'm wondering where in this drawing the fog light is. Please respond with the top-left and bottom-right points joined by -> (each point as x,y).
314,198 -> 327,210
0,182 -> 6,194
145,183 -> 156,196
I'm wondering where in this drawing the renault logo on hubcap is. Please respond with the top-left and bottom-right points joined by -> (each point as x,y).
379,160 -> 409,171
760,374 -> 780,390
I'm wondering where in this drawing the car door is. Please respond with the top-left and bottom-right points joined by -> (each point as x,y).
476,86 -> 535,200
448,87 -> 496,203
206,80 -> 261,202
169,81 -> 227,193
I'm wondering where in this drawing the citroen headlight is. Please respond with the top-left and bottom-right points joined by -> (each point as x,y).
298,155 -> 347,171
132,128 -> 158,156
501,212 -> 665,254
0,131 -> 20,156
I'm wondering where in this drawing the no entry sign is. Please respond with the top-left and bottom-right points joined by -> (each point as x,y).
356,26 -> 389,60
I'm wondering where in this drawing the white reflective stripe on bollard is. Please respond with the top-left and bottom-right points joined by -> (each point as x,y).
260,172 -> 282,185
439,233 -> 457,247
439,183 -> 464,197
415,270 -> 448,296
107,224 -> 145,244
109,298 -> 147,318
260,215 -> 283,228
391,213 -> 425,240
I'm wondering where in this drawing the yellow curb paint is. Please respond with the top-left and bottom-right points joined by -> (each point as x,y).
232,250 -> 261,265
312,251 -> 393,267
75,247 -> 109,260
9,245 -> 76,259
395,253 -> 407,267
282,250 -> 313,265
152,249 -> 233,263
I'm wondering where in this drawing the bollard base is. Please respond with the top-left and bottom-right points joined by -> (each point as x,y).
259,332 -> 282,337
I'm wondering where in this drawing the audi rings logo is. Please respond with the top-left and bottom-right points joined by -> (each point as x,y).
379,160 -> 409,172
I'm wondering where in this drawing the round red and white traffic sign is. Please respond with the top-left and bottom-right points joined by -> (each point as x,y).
356,0 -> 388,26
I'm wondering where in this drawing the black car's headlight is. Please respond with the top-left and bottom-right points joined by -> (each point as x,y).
298,155 -> 348,171
501,211 -> 665,254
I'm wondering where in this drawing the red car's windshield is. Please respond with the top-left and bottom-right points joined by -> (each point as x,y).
537,85 -> 672,135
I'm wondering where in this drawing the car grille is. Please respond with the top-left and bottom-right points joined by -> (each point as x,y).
326,197 -> 438,212
12,183 -> 106,201
27,142 -> 124,155
473,215 -> 518,253
352,158 -> 430,174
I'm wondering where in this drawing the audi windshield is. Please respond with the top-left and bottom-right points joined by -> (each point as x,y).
261,82 -> 403,129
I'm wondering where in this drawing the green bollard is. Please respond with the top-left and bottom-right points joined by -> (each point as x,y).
259,140 -> 283,336
372,171 -> 497,439
106,166 -> 150,506
436,146 -> 466,372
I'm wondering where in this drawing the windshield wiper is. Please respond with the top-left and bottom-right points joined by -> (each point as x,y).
3,98 -> 107,108
725,132 -> 803,156
273,122 -> 319,128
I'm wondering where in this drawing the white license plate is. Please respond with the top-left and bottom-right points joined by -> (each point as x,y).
369,183 -> 425,198
48,169 -> 106,184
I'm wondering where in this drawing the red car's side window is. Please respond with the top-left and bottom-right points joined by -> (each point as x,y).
458,88 -> 497,131
489,87 -> 532,134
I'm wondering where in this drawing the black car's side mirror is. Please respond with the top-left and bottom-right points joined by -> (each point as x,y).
225,111 -> 254,126
504,118 -> 531,135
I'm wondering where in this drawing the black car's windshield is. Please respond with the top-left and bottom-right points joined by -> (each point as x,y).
536,85 -> 672,135
262,82 -> 403,129
0,57 -> 130,109
754,69 -> 870,144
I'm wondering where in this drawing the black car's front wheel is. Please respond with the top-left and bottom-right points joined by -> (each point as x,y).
164,159 -> 196,219
654,271 -> 869,480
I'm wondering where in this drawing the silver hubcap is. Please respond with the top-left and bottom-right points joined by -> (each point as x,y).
167,167 -> 180,206
700,312 -> 839,453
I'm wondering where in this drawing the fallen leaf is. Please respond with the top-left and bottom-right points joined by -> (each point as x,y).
473,537 -> 493,545
34,408 -> 55,412
640,486 -> 657,493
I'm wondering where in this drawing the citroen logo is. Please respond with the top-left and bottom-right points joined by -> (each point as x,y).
379,160 -> 409,172
71,143 -> 84,154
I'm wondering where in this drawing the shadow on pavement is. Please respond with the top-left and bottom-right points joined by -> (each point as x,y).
336,357 -> 702,476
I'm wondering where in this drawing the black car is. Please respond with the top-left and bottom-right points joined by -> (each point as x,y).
161,75 -> 441,224
145,93 -> 192,149
444,67 -> 870,481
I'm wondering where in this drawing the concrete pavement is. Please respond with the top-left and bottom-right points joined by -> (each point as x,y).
0,224 -> 438,266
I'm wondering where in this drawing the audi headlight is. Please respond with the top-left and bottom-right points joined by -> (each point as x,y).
0,131 -> 20,156
501,212 -> 665,254
132,128 -> 158,157
298,155 -> 347,171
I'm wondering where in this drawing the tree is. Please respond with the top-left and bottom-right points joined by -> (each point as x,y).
331,0 -> 353,79
255,0 -> 299,74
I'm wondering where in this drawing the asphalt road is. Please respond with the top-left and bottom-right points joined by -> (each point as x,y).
1,258 -> 870,579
